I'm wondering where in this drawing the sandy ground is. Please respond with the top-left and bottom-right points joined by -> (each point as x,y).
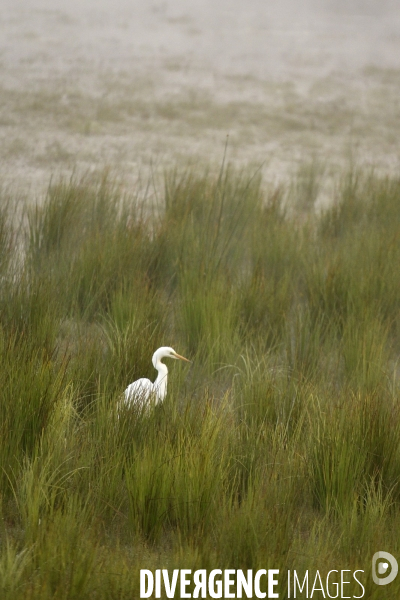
1,0 -> 400,205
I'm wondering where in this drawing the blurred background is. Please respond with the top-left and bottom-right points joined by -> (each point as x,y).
1,0 -> 400,203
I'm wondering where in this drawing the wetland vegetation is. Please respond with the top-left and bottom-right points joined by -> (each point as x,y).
1,164 -> 400,598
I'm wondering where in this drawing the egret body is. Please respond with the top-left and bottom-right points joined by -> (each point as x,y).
123,346 -> 190,409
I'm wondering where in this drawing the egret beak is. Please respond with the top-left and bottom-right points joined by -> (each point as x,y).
173,352 -> 191,363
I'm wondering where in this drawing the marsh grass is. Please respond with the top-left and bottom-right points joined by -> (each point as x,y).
1,164 -> 400,597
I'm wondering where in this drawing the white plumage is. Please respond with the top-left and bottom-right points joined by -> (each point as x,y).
123,346 -> 190,410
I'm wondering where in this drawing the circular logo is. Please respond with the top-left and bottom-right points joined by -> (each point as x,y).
372,551 -> 398,586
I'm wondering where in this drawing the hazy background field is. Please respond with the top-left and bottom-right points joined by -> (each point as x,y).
1,0 -> 400,202
2,3 -> 400,598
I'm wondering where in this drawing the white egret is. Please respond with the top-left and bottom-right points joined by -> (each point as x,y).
123,346 -> 190,409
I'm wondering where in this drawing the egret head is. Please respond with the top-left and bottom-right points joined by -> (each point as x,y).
152,347 -> 191,367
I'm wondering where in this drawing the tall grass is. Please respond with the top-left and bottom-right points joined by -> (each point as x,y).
1,165 -> 400,597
